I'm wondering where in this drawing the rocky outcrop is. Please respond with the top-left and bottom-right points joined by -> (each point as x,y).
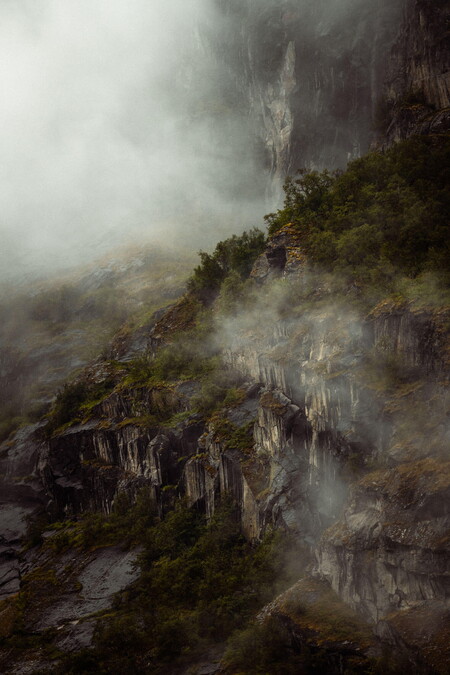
0,424 -> 47,599
251,224 -> 306,282
317,458 -> 450,623
209,0 -> 448,181
1,223 -> 448,671
0,541 -> 142,674
369,302 -> 450,373
41,415 -> 205,517
183,388 -> 263,539
218,229 -> 449,670
257,576 -> 380,674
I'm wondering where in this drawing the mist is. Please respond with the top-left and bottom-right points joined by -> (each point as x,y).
212,266 -> 449,535
0,0 -> 267,281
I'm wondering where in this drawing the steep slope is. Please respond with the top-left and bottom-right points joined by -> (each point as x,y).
0,245 -> 194,444
1,184 -> 448,671
1,96 -> 449,675
1,3 -> 449,672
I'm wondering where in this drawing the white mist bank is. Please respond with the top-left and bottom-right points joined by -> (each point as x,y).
0,0 -> 267,280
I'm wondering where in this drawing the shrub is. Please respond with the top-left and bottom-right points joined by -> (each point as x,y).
265,136 -> 450,283
187,228 -> 266,302
191,367 -> 244,414
224,618 -> 303,674
44,378 -> 116,436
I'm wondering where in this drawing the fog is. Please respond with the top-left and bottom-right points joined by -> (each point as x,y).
0,0 -> 267,281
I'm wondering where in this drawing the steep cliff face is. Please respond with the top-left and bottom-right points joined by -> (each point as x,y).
208,0 -> 449,184
315,458 -> 450,673
18,231 -> 446,547
382,0 -> 450,144
244,235 -> 449,671
29,228 -> 446,558
318,458 -> 450,622
0,246 -> 193,447
1,223 -> 448,670
210,0 -> 403,184
0,4 -> 448,670
216,234 -> 448,670
0,423 -> 46,599
39,385 -> 205,517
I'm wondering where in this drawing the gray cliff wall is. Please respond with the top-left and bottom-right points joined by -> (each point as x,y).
208,0 -> 449,185
2,230 -> 448,649
382,0 -> 450,144
317,458 -> 450,624
219,235 -> 449,633
209,0 -> 403,185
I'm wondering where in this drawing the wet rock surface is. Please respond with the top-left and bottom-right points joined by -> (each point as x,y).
0,424 -> 47,602
37,546 -> 140,630
382,0 -> 450,145
0,504 -> 31,599
0,544 -> 142,674
210,0 -> 403,183
1,221 -> 449,672
258,576 -> 380,674
317,459 -> 450,623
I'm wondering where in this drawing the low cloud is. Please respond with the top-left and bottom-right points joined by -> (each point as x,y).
0,0 -> 267,280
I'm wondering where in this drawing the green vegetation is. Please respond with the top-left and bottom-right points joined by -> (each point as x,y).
151,336 -> 217,382
225,420 -> 254,452
224,618 -> 305,674
191,368 -> 245,415
45,489 -> 157,552
265,136 -> 450,283
37,499 -> 304,674
0,247 -> 195,447
41,301 -> 245,437
0,413 -> 28,444
123,305 -> 216,387
187,228 -> 266,302
44,378 -> 116,436
122,303 -> 245,418
3,135 -> 449,673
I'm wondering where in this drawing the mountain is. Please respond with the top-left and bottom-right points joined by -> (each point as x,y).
0,2 -> 448,673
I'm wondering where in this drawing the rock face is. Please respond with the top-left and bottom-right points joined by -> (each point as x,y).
0,423 -> 47,599
1,226 -> 448,670
210,0 -> 403,184
381,0 -> 450,145
0,542 -> 142,674
40,390 -> 205,517
0,5 -> 448,668
315,458 -> 450,673
257,576 -> 380,674
183,387 -> 264,539
317,458 -> 450,623
207,0 -> 449,186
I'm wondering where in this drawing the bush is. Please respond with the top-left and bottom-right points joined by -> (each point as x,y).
51,500 -> 304,673
44,378 -> 116,436
187,228 -> 266,302
265,136 -> 450,283
224,618 -> 303,674
191,367 -> 244,414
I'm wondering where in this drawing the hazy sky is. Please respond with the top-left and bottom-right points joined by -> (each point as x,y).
0,0 -> 266,280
